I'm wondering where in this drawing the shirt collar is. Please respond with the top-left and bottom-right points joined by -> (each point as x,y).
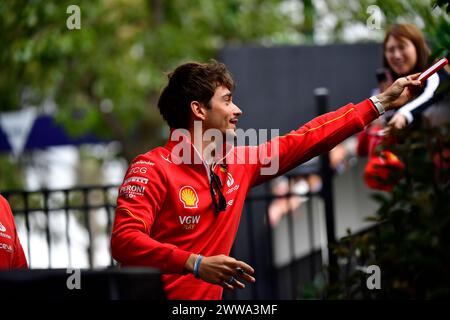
164,128 -> 234,167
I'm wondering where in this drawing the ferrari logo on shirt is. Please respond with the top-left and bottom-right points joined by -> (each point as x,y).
226,172 -> 234,187
179,186 -> 199,209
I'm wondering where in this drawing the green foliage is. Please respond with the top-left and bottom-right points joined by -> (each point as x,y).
324,124 -> 450,299
323,0 -> 450,58
0,155 -> 26,191
1,0 -> 448,190
434,0 -> 450,13
1,1 -> 448,160
0,0 -> 294,161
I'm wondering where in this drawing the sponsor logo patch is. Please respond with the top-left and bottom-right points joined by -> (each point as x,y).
161,154 -> 172,163
119,184 -> 146,198
226,184 -> 240,195
179,186 -> 199,209
130,160 -> 155,167
0,232 -> 11,240
178,215 -> 201,230
0,242 -> 13,253
226,172 -> 234,187
0,222 -> 10,240
123,176 -> 149,185
127,166 -> 148,174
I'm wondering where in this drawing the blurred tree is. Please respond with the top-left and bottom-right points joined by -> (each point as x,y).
0,156 -> 25,190
2,1 -> 447,159
1,0 -> 448,190
434,0 -> 450,13
0,0 -> 296,162
321,0 -> 450,58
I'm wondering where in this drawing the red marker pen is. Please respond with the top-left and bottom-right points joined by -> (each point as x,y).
418,57 -> 448,82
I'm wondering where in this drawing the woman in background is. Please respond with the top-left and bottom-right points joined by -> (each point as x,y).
382,23 -> 449,129
331,23 -> 449,191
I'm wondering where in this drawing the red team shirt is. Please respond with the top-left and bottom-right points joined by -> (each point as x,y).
111,100 -> 379,299
0,195 -> 28,270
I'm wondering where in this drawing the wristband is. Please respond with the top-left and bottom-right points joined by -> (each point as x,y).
369,95 -> 385,116
193,255 -> 204,278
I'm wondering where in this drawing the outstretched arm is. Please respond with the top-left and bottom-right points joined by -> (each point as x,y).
249,73 -> 422,186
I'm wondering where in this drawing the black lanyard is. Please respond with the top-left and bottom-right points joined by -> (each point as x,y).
209,167 -> 227,214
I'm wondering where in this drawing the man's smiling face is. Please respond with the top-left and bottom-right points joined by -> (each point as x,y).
203,85 -> 242,137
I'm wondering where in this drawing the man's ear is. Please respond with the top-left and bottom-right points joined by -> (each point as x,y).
191,101 -> 207,121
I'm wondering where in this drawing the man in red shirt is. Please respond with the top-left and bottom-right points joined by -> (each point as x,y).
0,195 -> 28,270
111,60 -> 421,299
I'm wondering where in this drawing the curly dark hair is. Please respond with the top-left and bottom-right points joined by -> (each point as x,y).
157,60 -> 235,129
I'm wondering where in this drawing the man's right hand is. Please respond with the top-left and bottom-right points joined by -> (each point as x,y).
376,73 -> 422,111
185,254 -> 255,290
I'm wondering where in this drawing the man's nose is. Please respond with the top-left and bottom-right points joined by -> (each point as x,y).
233,103 -> 243,117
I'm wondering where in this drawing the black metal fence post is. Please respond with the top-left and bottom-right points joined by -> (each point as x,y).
286,176 -> 298,299
43,189 -> 52,268
104,186 -> 114,267
64,189 -> 72,267
83,188 -> 93,269
22,191 -> 32,267
245,200 -> 259,300
314,88 -> 338,285
263,184 -> 278,299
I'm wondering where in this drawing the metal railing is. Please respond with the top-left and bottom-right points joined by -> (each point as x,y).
4,176 -> 327,299
3,185 -> 118,269
225,172 -> 327,300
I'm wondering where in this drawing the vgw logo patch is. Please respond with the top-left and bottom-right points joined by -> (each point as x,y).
178,215 -> 201,230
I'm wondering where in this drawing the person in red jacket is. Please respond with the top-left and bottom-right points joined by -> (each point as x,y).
111,60 -> 421,300
0,195 -> 28,270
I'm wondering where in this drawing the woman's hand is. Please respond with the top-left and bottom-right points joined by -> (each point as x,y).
388,113 -> 408,130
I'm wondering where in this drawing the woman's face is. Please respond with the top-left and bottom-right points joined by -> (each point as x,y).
385,35 -> 418,76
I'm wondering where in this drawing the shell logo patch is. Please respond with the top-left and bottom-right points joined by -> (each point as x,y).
179,186 -> 199,209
